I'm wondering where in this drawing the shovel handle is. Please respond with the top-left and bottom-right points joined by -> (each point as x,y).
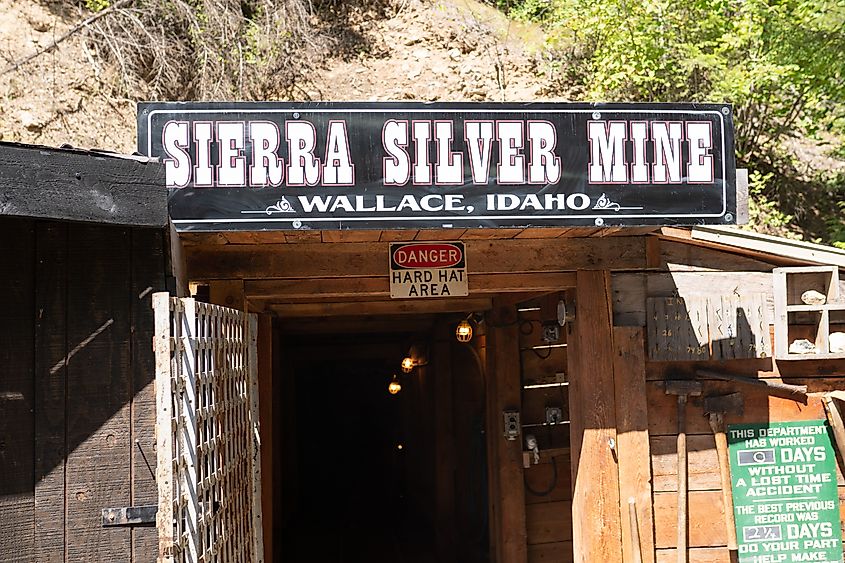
709,412 -> 738,551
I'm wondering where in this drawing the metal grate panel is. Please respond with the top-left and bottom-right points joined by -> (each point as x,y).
153,294 -> 263,563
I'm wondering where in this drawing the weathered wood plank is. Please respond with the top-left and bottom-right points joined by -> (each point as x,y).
707,293 -> 771,360
613,327 -> 655,563
415,228 -> 467,240
34,222 -> 67,562
257,314 -> 273,562
378,229 -> 418,241
658,240 -> 775,272
651,435 -> 722,493
0,218 -> 35,560
245,272 -> 577,301
153,292 -> 174,563
521,346 -> 568,386
488,301 -> 528,563
568,271 -> 623,562
65,225 -> 132,560
527,541 -> 574,563
524,449 -> 572,505
647,380 -> 827,436
655,547 -> 729,563
522,385 -> 569,426
647,296 -> 709,361
320,230 -> 382,243
0,143 -> 167,226
269,297 -> 493,317
526,501 -> 573,544
653,491 -> 725,548
186,237 -> 647,279
130,228 -> 166,558
612,271 -> 785,328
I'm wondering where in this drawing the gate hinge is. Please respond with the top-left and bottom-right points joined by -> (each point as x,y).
102,505 -> 157,527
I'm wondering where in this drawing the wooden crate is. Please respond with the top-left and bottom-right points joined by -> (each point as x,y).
773,265 -> 845,360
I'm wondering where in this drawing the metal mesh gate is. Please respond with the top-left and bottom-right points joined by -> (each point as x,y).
153,293 -> 264,563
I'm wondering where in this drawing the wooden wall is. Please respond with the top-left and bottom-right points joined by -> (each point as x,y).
0,218 -> 168,562
607,237 -> 845,563
519,302 -> 573,563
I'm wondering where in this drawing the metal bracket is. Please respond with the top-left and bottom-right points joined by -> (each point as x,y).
102,505 -> 157,527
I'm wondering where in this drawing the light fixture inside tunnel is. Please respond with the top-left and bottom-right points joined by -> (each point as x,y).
401,356 -> 415,373
388,374 -> 402,395
456,318 -> 473,342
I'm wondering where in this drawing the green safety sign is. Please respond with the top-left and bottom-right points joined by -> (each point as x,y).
728,420 -> 844,563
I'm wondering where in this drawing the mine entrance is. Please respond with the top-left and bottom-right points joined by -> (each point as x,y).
276,315 -> 490,563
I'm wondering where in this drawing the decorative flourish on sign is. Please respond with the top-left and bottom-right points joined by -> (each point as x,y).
591,193 -> 645,213
239,196 -> 297,216
264,197 -> 295,215
593,193 -> 621,211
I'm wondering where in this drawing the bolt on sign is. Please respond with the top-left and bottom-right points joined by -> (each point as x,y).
728,421 -> 844,563
136,102 -> 738,232
389,242 -> 467,299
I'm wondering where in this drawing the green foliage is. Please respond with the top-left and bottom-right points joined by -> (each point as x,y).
84,0 -> 109,11
494,0 -> 845,245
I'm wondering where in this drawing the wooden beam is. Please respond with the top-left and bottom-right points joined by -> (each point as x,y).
245,272 -> 577,301
257,315 -> 273,563
269,297 -> 493,317
209,280 -> 245,310
277,315 -> 437,334
487,300 -> 528,563
168,222 -> 189,297
0,142 -> 167,226
613,327 -> 655,563
186,237 -> 647,280
568,271 -> 623,562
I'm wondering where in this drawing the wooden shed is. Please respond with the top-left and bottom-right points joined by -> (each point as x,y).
0,141 -> 170,561
3,101 -> 845,563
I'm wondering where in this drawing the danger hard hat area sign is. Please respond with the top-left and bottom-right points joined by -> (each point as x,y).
389,242 -> 468,299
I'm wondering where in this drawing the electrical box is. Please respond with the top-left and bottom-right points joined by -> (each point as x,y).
503,411 -> 520,441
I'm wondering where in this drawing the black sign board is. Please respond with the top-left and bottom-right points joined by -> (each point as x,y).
137,102 -> 737,232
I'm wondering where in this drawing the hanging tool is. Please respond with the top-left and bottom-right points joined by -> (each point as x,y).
628,497 -> 643,563
822,391 -> 845,464
695,369 -> 807,401
664,380 -> 702,563
703,393 -> 744,563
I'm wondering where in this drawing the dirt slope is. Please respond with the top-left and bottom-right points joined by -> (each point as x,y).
0,0 -> 554,154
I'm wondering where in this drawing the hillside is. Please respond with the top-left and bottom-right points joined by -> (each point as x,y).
0,0 -> 553,152
1,0 -> 842,243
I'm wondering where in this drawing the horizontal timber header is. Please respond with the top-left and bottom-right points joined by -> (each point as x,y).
186,236 -> 647,279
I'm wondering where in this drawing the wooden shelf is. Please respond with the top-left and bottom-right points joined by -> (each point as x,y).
785,303 -> 845,313
773,266 -> 843,360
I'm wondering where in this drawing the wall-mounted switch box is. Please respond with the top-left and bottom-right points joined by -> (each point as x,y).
503,411 -> 521,440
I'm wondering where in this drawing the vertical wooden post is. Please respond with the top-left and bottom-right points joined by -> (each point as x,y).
248,314 -> 266,563
434,324 -> 456,558
568,271 -> 623,563
152,292 -> 174,563
613,327 -> 655,563
257,314 -> 274,562
487,300 -> 528,563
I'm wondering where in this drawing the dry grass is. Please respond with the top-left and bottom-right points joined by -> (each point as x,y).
78,0 -> 332,100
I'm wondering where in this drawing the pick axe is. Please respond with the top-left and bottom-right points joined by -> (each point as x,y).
704,393 -> 744,563
665,380 -> 702,563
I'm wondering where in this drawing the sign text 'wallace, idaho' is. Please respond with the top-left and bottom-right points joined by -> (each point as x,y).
137,102 -> 737,231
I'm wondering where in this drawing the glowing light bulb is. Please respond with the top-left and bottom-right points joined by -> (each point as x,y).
401,356 -> 414,373
388,374 -> 402,395
456,319 -> 473,342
